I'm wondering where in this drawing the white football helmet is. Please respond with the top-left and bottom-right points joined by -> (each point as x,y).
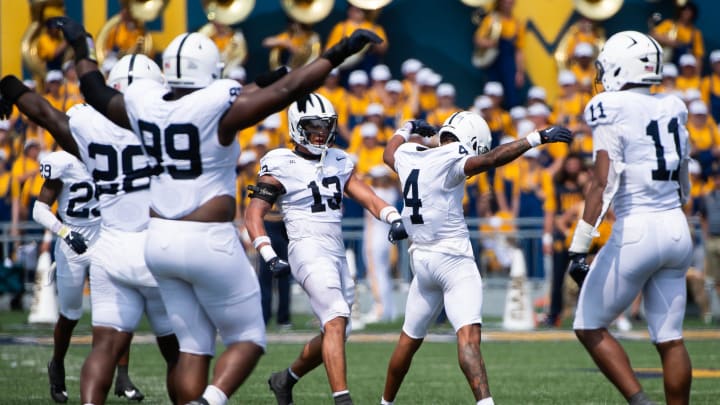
162,32 -> 222,89
107,53 -> 164,93
438,111 -> 491,156
596,30 -> 663,92
288,93 -> 337,155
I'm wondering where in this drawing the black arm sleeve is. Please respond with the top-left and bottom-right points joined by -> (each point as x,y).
248,182 -> 286,205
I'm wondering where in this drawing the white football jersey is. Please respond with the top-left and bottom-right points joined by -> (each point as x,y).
259,148 -> 354,255
124,79 -> 241,219
39,151 -> 101,237
68,104 -> 153,232
584,88 -> 690,219
393,142 -> 471,245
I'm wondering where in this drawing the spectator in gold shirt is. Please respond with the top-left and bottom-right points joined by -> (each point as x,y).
37,23 -> 68,71
347,70 -> 372,132
102,7 -> 146,58
676,54 -> 701,93
382,80 -> 413,129
552,70 -> 590,132
426,84 -> 460,128
701,50 -> 720,123
317,69 -> 350,144
325,5 -> 388,72
651,1 -> 704,72
368,64 -> 392,106
687,100 -> 720,178
651,63 -> 680,95
568,42 -> 598,95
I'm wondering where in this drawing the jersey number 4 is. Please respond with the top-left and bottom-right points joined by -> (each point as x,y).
646,118 -> 681,182
403,169 -> 424,224
138,121 -> 203,179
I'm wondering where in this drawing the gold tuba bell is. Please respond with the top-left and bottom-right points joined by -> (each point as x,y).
269,0 -> 330,70
198,0 -> 254,74
21,0 -> 66,86
463,0 -> 501,68
95,0 -> 167,66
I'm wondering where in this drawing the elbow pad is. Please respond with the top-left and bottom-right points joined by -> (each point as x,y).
79,71 -> 121,117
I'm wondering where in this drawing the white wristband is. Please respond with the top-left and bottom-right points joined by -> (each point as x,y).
542,233 -> 553,246
379,206 -> 401,224
252,236 -> 271,249
259,245 -> 278,262
394,122 -> 413,141
569,219 -> 595,253
526,131 -> 542,147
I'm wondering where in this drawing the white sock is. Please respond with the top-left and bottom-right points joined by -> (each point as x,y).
333,390 -> 350,397
202,385 -> 228,405
381,397 -> 394,405
288,367 -> 300,381
477,397 -> 495,405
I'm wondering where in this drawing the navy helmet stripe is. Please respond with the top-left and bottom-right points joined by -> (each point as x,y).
176,33 -> 191,79
127,53 -> 137,86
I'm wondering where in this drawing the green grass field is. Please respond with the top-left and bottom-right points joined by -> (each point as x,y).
1,311 -> 719,404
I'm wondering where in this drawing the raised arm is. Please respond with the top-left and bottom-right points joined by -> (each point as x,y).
383,120 -> 437,169
49,17 -> 130,130
464,126 -> 572,177
218,29 -> 383,141
0,76 -> 79,158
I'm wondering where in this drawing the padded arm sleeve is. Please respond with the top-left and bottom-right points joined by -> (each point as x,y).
32,201 -> 65,235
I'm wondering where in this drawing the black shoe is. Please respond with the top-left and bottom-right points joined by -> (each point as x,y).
334,392 -> 353,405
268,370 -> 295,405
114,375 -> 145,402
47,360 -> 68,403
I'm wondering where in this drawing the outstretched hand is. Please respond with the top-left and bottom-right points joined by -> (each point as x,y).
47,17 -> 96,62
538,126 -> 573,144
322,29 -> 384,67
407,119 -> 436,138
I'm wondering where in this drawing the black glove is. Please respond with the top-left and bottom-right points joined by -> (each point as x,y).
254,66 -> 289,88
47,17 -> 96,63
538,126 -> 573,144
267,256 -> 291,277
567,252 -> 590,289
408,119 -> 436,138
64,231 -> 88,254
321,29 -> 383,67
388,219 -> 408,244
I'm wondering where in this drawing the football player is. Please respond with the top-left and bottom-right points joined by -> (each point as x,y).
0,54 -> 178,405
244,93 -> 408,405
567,31 -> 693,405
49,15 -> 382,405
381,112 -> 571,405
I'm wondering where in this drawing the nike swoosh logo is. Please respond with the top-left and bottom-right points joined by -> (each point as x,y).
546,127 -> 554,132
336,157 -> 346,161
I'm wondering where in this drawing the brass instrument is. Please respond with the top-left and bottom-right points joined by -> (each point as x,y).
554,0 -> 623,69
472,10 -> 502,68
21,0 -> 66,86
95,0 -> 167,65
269,0 -> 329,70
198,0 -> 254,73
337,0 -> 392,70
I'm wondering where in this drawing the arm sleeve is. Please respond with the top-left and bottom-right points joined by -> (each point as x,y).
33,201 -> 64,235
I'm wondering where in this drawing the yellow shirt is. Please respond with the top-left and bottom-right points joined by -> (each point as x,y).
325,20 -> 387,50
347,93 -> 371,127
355,145 -> 385,179
347,125 -> 393,155
383,102 -> 414,129
485,108 -> 513,135
475,12 -> 525,48
418,91 -> 437,115
11,156 -> 39,199
552,92 -> 590,130
654,20 -> 704,61
59,80 -> 82,102
426,107 -> 460,128
105,21 -> 143,54
0,172 -> 11,200
317,86 -> 349,127
676,75 -> 701,93
700,74 -> 720,106
37,31 -> 63,62
21,172 -> 44,209
687,118 -> 720,151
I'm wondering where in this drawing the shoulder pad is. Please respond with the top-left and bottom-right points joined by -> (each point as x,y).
40,151 -> 74,180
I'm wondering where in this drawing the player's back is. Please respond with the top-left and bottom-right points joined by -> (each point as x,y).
393,142 -> 470,245
124,79 -> 241,219
259,148 -> 354,251
39,150 -> 100,240
584,89 -> 689,218
68,103 -> 152,232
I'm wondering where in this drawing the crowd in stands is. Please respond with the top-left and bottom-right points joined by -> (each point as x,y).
3,2 -> 719,322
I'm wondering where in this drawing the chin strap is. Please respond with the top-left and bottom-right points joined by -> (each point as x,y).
316,148 -> 328,172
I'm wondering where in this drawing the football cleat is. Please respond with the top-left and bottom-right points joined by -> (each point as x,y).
47,360 -> 68,403
185,399 -> 210,405
114,377 -> 145,402
268,370 -> 296,405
